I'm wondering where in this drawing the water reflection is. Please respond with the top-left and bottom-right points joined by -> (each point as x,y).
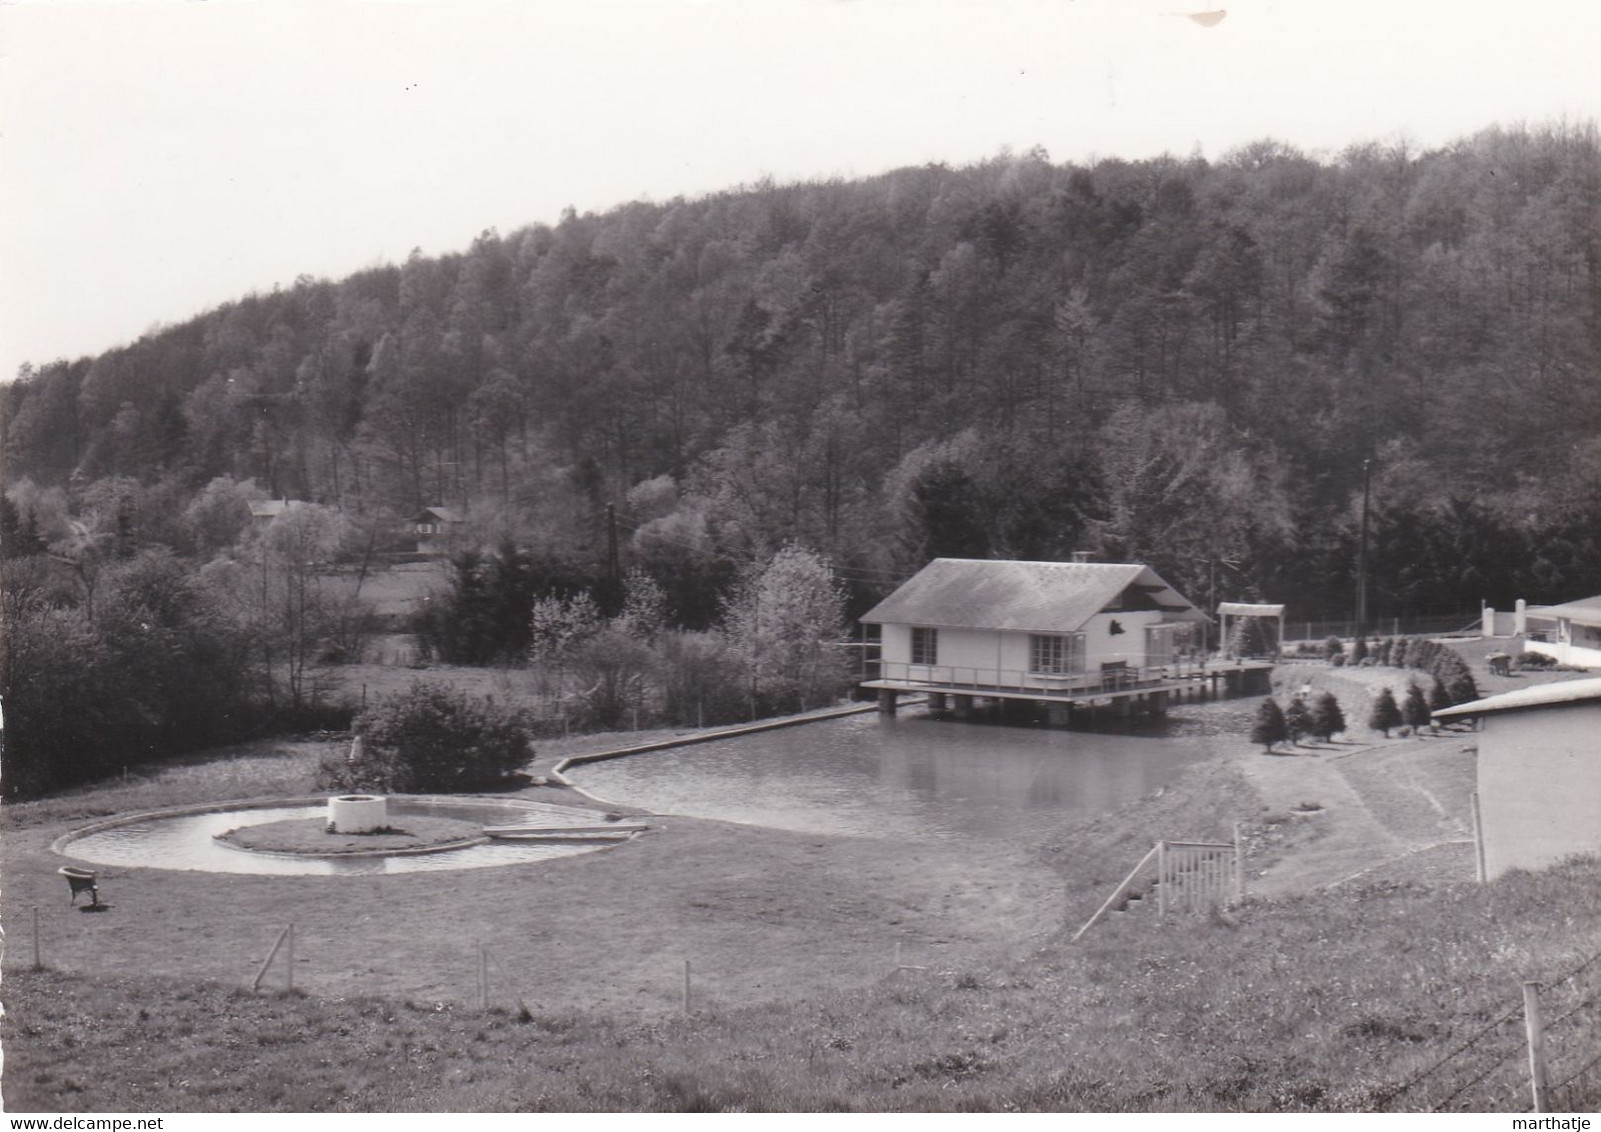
574,704 -> 1248,845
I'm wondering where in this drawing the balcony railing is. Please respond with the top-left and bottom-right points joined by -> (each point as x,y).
869,659 -> 1213,695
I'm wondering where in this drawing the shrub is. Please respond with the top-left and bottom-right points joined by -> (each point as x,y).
1517,651 -> 1557,670
1402,682 -> 1432,732
1249,698 -> 1288,752
324,680 -> 533,793
1284,697 -> 1313,745
1324,635 -> 1345,660
1351,637 -> 1369,664
1311,691 -> 1346,741
1331,653 -> 1347,667
1368,687 -> 1402,737
1446,667 -> 1480,705
655,630 -> 750,727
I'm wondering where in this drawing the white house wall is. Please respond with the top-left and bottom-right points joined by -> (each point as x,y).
1523,618 -> 1601,669
1478,702 -> 1601,879
1082,610 -> 1166,669
878,608 -> 1169,678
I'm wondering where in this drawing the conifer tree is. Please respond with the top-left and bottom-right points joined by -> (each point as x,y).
1284,696 -> 1313,746
1311,690 -> 1346,741
1351,637 -> 1369,665
1402,682 -> 1431,733
1446,666 -> 1479,706
1368,686 -> 1402,737
1429,675 -> 1451,713
1249,697 -> 1288,752
1374,637 -> 1393,665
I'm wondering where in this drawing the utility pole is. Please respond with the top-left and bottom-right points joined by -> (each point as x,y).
605,501 -> 621,610
1356,457 -> 1372,639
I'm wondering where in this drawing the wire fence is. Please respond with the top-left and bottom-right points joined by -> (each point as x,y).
1377,949 -> 1601,1112
1286,612 -> 1483,644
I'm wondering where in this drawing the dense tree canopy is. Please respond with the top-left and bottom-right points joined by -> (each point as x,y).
4,122 -> 1600,623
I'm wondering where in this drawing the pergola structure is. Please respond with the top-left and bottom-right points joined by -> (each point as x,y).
1217,602 -> 1285,659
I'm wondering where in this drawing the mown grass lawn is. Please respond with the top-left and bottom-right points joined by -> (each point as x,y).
6,853 -> 1598,1112
5,697 -> 1599,1113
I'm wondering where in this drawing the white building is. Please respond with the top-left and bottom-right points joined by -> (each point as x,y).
860,558 -> 1208,699
1523,595 -> 1601,669
1435,677 -> 1601,881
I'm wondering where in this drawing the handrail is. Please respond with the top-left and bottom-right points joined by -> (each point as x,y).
872,660 -> 1205,692
1072,843 -> 1160,943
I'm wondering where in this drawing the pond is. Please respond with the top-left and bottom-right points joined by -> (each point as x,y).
57,797 -> 612,876
571,700 -> 1253,847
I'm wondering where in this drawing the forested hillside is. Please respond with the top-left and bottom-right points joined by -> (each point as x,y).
5,123 -> 1600,623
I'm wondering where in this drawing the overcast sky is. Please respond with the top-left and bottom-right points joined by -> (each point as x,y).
1,0 -> 1597,383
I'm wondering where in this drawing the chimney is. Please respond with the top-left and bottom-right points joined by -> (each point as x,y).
1070,550 -> 1093,564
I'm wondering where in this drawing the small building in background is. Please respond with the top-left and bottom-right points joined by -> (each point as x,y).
248,499 -> 295,525
1435,677 -> 1601,881
1522,595 -> 1601,669
410,506 -> 463,555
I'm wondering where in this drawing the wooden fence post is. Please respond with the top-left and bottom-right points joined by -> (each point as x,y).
1157,841 -> 1169,916
32,906 -> 42,970
479,943 -> 490,1012
682,958 -> 692,1014
286,923 -> 295,991
1522,981 -> 1550,1113
252,924 -> 293,990
1471,792 -> 1488,883
1233,822 -> 1246,905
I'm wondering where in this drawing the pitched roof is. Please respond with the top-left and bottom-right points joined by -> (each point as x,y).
1527,595 -> 1601,628
412,506 -> 463,523
1218,602 -> 1284,617
1433,676 -> 1601,719
860,559 -> 1204,633
249,499 -> 293,519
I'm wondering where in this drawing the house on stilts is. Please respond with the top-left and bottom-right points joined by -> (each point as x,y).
859,558 -> 1271,724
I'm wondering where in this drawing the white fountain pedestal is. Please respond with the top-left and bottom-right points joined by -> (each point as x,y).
328,794 -> 388,834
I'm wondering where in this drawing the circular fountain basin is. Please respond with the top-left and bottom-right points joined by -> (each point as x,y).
54,796 -> 631,876
328,793 -> 388,833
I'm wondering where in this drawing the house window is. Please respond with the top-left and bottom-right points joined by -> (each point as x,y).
911,627 -> 939,666
1030,633 -> 1085,674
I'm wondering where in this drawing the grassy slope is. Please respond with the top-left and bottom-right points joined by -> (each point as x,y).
7,852 -> 1597,1112
6,668 -> 1600,1112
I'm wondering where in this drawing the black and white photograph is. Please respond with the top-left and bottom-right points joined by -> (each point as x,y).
2,0 -> 1599,1119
